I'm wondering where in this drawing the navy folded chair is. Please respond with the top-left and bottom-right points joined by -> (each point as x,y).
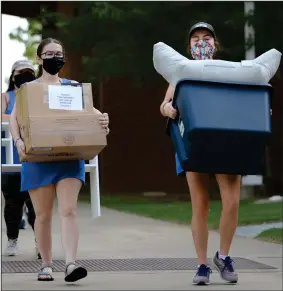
166,79 -> 272,175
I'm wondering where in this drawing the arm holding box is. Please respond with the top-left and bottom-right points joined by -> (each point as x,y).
9,102 -> 26,159
160,85 -> 177,119
93,108 -> 110,135
2,92 -> 10,121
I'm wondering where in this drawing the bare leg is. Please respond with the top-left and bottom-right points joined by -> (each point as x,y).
56,178 -> 87,282
215,174 -> 241,255
29,185 -> 55,264
56,178 -> 82,264
186,172 -> 210,265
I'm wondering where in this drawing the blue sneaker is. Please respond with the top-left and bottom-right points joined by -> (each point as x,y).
192,264 -> 212,285
213,251 -> 238,283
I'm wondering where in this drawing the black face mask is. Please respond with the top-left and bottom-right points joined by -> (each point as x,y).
14,71 -> 36,88
42,57 -> 65,75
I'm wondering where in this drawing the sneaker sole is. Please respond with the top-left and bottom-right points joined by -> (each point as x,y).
38,277 -> 54,281
192,281 -> 210,286
213,259 -> 238,284
4,253 -> 17,257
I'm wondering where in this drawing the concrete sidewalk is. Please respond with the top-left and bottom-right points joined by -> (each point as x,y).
2,202 -> 282,290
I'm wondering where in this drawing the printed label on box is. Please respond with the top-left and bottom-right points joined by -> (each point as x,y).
48,85 -> 83,111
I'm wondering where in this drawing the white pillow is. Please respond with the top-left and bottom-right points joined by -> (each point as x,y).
153,42 -> 282,86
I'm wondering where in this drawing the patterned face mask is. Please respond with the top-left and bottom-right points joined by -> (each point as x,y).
190,39 -> 215,60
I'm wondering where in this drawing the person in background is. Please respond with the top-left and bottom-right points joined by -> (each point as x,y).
1,60 -> 41,259
19,211 -> 27,229
160,22 -> 240,285
9,38 -> 110,282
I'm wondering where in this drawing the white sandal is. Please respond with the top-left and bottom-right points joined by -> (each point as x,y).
38,264 -> 54,281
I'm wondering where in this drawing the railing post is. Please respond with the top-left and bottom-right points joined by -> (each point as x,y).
2,122 -> 14,165
89,156 -> 101,219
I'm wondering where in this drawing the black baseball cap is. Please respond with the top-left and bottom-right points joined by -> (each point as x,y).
189,22 -> 216,39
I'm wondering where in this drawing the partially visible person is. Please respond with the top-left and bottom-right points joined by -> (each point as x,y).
20,212 -> 26,229
9,38 -> 110,282
1,60 -> 40,259
160,22 -> 240,285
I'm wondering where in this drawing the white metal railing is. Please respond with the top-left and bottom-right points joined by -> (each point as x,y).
2,120 -> 262,209
1,122 -> 101,219
242,175 -> 263,186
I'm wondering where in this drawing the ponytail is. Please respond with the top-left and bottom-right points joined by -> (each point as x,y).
6,70 -> 16,92
37,64 -> 43,78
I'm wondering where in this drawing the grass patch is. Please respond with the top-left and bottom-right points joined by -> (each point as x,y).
256,228 -> 283,244
80,194 -> 283,229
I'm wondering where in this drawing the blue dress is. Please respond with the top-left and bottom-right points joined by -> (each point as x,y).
1,90 -> 21,175
21,79 -> 85,192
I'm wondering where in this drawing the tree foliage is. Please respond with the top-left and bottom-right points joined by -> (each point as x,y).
47,1 -> 246,82
9,2 -> 283,82
9,18 -> 42,67
253,2 -> 283,55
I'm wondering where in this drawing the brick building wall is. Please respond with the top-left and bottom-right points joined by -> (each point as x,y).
98,78 -> 189,194
265,63 -> 283,195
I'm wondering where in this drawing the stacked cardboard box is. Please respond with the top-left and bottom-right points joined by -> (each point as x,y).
16,82 -> 107,162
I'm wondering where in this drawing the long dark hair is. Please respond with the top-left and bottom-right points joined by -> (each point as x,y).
36,37 -> 65,78
6,70 -> 16,92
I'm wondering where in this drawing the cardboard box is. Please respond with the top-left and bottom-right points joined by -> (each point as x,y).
16,82 -> 107,162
